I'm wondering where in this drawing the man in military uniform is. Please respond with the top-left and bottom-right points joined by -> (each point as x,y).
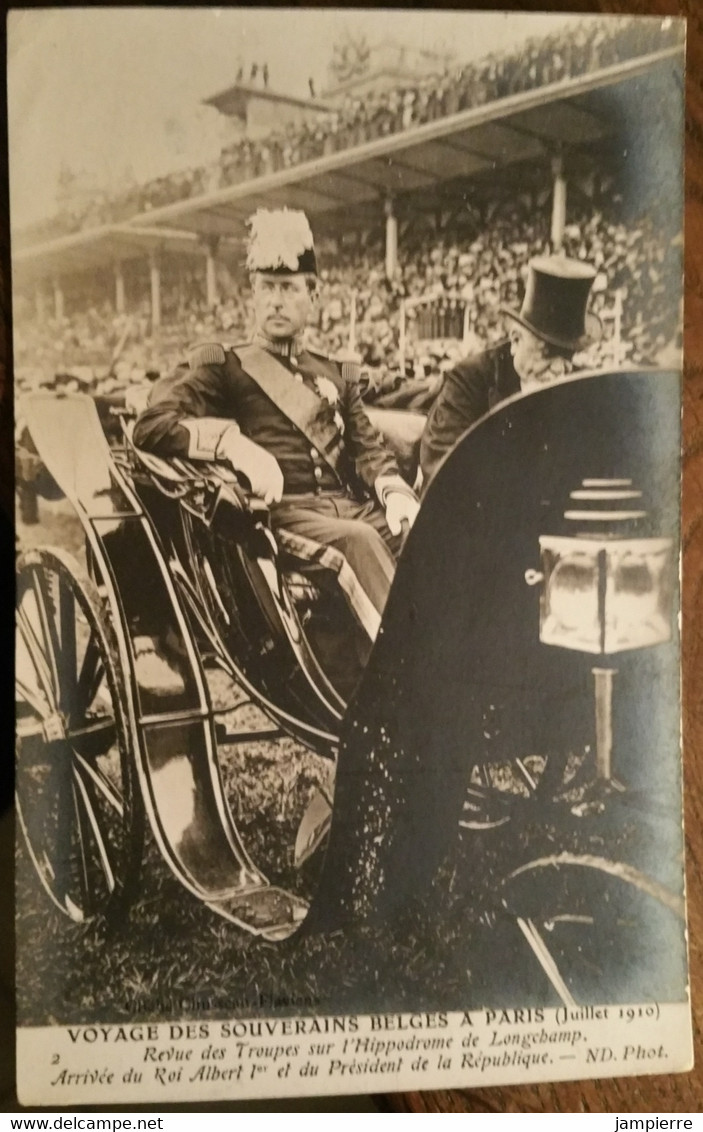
420,255 -> 599,488
134,208 -> 419,658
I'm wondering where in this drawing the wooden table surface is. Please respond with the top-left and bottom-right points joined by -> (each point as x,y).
381,0 -> 703,1114
1,0 -> 701,1115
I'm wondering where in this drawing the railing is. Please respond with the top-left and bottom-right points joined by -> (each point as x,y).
398,292 -> 473,370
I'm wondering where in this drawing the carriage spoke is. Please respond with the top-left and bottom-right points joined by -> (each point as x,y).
514,757 -> 539,793
70,777 -> 94,915
73,749 -> 124,817
75,635 -> 106,719
480,764 -> 493,789
68,717 -> 118,759
516,917 -> 577,1007
16,604 -> 56,709
30,567 -> 62,700
53,753 -> 79,913
58,579 -> 79,718
72,764 -> 117,898
15,672 -> 52,720
17,548 -> 139,924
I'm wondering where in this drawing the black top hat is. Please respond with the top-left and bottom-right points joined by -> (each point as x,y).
501,256 -> 599,352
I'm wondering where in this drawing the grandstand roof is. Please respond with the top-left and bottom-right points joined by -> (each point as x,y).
126,46 -> 681,238
13,44 -> 682,280
204,82 -> 331,118
12,225 -> 240,283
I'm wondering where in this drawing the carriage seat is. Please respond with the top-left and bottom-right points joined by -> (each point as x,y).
122,416 -> 270,529
364,407 -> 426,487
124,412 -> 417,702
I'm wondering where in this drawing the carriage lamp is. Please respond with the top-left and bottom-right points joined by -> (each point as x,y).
525,478 -> 675,781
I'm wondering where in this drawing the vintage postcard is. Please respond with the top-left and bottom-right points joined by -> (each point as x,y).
11,8 -> 689,1105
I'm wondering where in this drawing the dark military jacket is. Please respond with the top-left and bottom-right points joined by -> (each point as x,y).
419,339 -> 520,488
133,344 -> 400,498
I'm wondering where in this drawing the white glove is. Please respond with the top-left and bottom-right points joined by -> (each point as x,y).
385,491 -> 420,536
217,427 -> 284,505
125,383 -> 151,416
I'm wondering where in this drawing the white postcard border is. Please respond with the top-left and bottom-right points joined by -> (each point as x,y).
17,1001 -> 693,1107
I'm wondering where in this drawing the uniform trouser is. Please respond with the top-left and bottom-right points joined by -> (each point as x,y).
271,492 -> 404,620
271,493 -> 405,698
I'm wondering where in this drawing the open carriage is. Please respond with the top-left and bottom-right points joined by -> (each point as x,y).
15,367 -> 688,1003
16,383 -> 370,941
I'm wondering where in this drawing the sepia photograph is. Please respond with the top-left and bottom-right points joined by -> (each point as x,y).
10,7 -> 690,1103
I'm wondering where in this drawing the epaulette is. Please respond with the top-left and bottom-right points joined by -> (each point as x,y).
187,342 -> 227,369
338,358 -> 363,383
313,348 -> 362,384
341,361 -> 362,384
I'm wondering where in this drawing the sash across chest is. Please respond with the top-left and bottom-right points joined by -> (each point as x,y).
237,345 -> 343,476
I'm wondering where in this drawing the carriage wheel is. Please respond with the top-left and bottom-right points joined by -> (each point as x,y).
499,854 -> 686,1005
460,752 -> 578,831
16,547 -> 143,923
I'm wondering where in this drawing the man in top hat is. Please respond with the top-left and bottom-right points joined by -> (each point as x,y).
134,208 -> 419,687
419,254 -> 599,488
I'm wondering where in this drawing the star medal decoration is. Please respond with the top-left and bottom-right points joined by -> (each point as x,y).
314,376 -> 339,405
314,375 -> 345,435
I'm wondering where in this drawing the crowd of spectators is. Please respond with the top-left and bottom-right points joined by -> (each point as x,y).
306,207 -> 681,380
217,16 -> 679,188
17,16 -> 682,244
13,190 -> 682,408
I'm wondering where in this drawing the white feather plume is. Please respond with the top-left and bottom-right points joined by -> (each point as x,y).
246,208 -> 314,272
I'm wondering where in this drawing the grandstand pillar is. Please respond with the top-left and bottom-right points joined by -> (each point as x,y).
384,197 -> 398,280
114,262 -> 125,314
52,279 -> 64,322
35,285 -> 46,322
205,237 -> 220,308
149,251 -> 161,331
551,153 -> 567,253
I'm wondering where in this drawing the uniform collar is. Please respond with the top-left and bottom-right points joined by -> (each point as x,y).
253,330 -> 306,361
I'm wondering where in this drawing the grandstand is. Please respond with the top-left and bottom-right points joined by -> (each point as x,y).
11,16 -> 684,395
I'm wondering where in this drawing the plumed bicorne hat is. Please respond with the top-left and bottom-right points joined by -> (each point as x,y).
501,255 -> 600,352
246,208 -> 317,275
